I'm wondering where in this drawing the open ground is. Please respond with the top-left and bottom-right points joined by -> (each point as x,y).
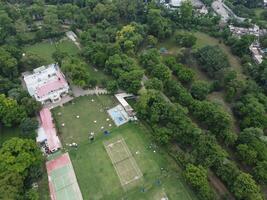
52,95 -> 197,200
24,38 -> 79,64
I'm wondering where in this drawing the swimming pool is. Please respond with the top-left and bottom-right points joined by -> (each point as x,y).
107,105 -> 129,126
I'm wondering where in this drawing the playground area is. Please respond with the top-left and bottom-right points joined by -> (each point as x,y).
104,137 -> 143,189
46,153 -> 83,200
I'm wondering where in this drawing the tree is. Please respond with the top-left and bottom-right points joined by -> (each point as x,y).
0,138 -> 43,199
150,64 -> 171,82
147,9 -> 172,39
195,45 -> 229,78
52,50 -> 66,66
231,35 -> 255,57
233,172 -> 262,200
107,80 -> 118,94
139,48 -> 161,71
145,78 -> 163,91
191,81 -> 210,100
171,64 -> 195,84
19,118 -> 39,139
20,53 -> 46,71
0,94 -> 27,127
0,11 -> 16,44
234,94 -> 267,129
0,48 -> 18,79
116,23 -> 145,52
118,70 -> 143,94
179,1 -> 194,28
236,144 -> 257,165
147,35 -> 158,47
184,164 -> 214,200
175,32 -> 196,48
254,161 -> 267,184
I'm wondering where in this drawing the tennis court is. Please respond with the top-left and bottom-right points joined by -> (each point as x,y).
46,153 -> 83,200
104,137 -> 142,189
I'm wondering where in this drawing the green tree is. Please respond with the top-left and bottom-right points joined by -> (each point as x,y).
195,45 -> 229,78
0,94 -> 26,127
237,144 -> 257,165
184,164 -> 214,200
145,78 -> 163,91
175,32 -> 196,48
191,81 -> 210,100
233,172 -> 262,200
147,9 -> 172,39
106,80 -> 118,94
19,118 -> 39,139
150,64 -> 171,82
253,161 -> 267,184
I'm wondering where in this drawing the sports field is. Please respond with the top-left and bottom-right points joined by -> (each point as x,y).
104,137 -> 143,189
52,95 -> 197,200
46,153 -> 82,200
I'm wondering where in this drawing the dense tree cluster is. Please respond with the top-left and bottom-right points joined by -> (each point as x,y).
195,45 -> 229,78
0,138 -> 43,199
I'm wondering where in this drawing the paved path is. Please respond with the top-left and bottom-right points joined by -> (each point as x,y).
71,86 -> 108,97
44,95 -> 74,109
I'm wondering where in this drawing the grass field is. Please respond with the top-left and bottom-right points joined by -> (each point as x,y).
25,39 -> 111,82
24,38 -> 79,64
53,95 -> 116,144
156,31 -> 245,80
52,95 -> 197,200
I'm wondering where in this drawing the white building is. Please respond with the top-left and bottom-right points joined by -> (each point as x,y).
23,64 -> 69,104
249,43 -> 264,64
115,93 -> 136,117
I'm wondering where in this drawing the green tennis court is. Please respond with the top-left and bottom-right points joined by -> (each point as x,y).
46,153 -> 83,200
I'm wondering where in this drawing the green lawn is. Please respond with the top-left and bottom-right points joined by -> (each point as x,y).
53,95 -> 116,144
156,31 -> 245,80
52,95 -> 197,200
24,38 -> 79,64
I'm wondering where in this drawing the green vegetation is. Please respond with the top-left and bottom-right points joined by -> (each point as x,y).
53,95 -> 116,144
53,95 -> 196,200
1,0 -> 267,199
0,127 -> 20,145
24,39 -> 79,64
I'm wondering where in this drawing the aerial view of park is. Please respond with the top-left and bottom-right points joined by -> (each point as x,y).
0,0 -> 267,200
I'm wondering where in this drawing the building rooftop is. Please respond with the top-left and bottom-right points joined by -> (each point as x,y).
39,108 -> 61,152
23,64 -> 69,103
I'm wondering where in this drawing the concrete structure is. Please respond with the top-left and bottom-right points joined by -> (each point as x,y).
37,108 -> 62,153
229,24 -> 264,38
212,0 -> 245,23
249,43 -> 264,64
115,93 -> 135,117
23,64 -> 69,104
160,0 -> 208,14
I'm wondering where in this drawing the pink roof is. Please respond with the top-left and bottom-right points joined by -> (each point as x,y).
40,108 -> 61,151
36,72 -> 67,98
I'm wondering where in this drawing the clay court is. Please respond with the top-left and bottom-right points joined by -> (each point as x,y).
104,137 -> 143,189
46,153 -> 83,200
